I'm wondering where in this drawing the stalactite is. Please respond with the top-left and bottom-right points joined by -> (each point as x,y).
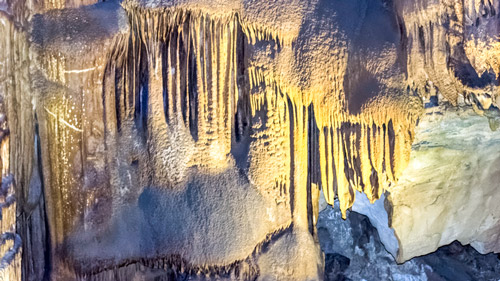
240,21 -> 290,47
10,2 -> 424,278
4,0 -> 500,278
316,116 -> 418,216
245,60 -> 419,217
248,82 -> 291,207
130,8 -> 241,180
290,100 -> 309,229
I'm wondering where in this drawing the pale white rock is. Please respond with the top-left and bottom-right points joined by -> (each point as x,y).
387,107 -> 500,262
352,191 -> 399,259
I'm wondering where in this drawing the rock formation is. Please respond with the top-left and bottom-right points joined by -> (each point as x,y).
318,199 -> 500,281
0,0 -> 499,280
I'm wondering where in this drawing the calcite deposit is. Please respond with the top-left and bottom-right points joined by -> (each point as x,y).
0,0 -> 499,280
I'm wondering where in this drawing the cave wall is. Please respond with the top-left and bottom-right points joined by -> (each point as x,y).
387,106 -> 500,262
0,0 -> 499,280
395,0 -> 500,107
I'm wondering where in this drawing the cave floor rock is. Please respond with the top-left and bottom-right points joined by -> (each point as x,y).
318,204 -> 500,281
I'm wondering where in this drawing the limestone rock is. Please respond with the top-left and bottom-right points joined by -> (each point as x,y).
1,0 -> 500,279
318,201 -> 500,281
387,106 -> 500,262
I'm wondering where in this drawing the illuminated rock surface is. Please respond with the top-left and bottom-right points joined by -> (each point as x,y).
348,105 -> 500,263
0,0 -> 499,279
387,106 -> 500,262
